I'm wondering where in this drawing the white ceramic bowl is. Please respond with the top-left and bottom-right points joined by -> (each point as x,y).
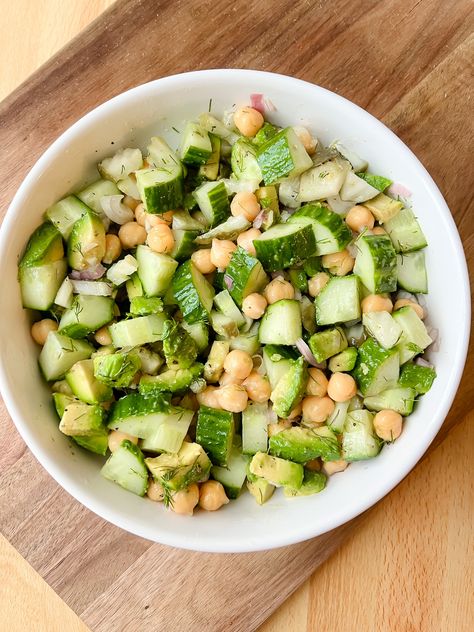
0,70 -> 470,552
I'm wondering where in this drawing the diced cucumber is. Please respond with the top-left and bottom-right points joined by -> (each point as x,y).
59,400 -> 106,437
66,359 -> 112,404
196,406 -> 235,466
342,409 -> 380,461
181,320 -> 209,353
298,158 -> 350,202
364,193 -> 402,223
180,122 -> 212,166
397,251 -> 428,293
309,327 -> 348,363
259,299 -> 302,345
352,337 -> 400,396
231,138 -> 263,182
135,347 -> 163,375
136,245 -> 178,297
303,255 -> 322,277
269,425 -> 340,463
209,311 -> 239,338
353,234 -> 397,293
254,222 -> 316,271
392,306 -> 432,363
225,247 -> 268,306
19,259 -> 67,311
253,122 -> 279,146
278,176 -> 300,209
45,195 -> 91,239
139,364 -> 203,395
54,276 -> 74,309
138,137 -> 183,213
117,175 -> 140,200
107,393 -> 171,438
315,275 -> 361,325
242,402 -> 269,455
52,392 -> 76,417
257,127 -> 313,184
270,356 -> 307,418
199,133 -> 221,181
228,322 -> 260,355
211,444 -> 250,499
198,113 -> 240,145
284,469 -> 327,497
172,209 -> 206,231
58,295 -> 114,338
249,452 -> 304,489
39,332 -> 94,381
74,432 -> 108,456
399,363 -> 436,394
170,229 -> 199,261
126,273 -> 143,300
194,215 -> 251,245
204,340 -> 230,382
262,345 -> 299,390
67,212 -> 106,271
339,171 -> 379,203
146,442 -> 211,493
384,207 -> 427,252
109,314 -> 166,347
129,296 -> 163,316
193,181 -> 230,227
172,260 -> 215,324
300,295 -> 316,334
101,440 -> 149,496
255,185 -> 280,219
356,172 -> 392,192
327,401 -> 350,433
288,203 -> 352,256
364,386 -> 416,416
246,469 -> 276,505
140,408 -> 194,454
362,311 -> 403,349
77,179 -> 121,213
331,142 -> 368,172
213,289 -> 246,328
289,268 -> 308,292
20,221 -> 64,268
98,147 -> 143,182
328,347 -> 358,372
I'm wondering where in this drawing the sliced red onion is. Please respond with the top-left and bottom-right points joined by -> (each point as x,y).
69,280 -> 114,296
250,93 -> 265,113
387,183 -> 412,198
295,338 -> 325,368
253,210 -> 266,229
415,357 -> 434,369
100,195 -> 134,225
223,274 -> 234,291
69,263 -> 106,280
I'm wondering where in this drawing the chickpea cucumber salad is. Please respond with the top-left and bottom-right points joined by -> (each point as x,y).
19,102 -> 437,516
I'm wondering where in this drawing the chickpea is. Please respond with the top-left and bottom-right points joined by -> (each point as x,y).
171,483 -> 200,516
306,368 -> 329,397
268,420 -> 292,437
322,249 -> 354,276
237,228 -> 261,256
233,106 -> 264,137
308,272 -> 330,298
135,203 -> 168,230
223,349 -> 253,380
371,226 -> 386,235
242,293 -> 267,319
302,396 -> 335,424
393,299 -> 424,319
263,277 -> 295,304
305,458 -> 321,472
196,386 -> 221,409
231,191 -> 261,222
345,205 -> 375,233
191,249 -> 216,274
327,372 -> 357,402
322,459 -> 348,476
118,221 -> 147,249
219,371 -> 243,387
158,211 -> 174,226
210,239 -> 237,269
108,430 -> 139,453
123,195 -> 140,211
94,325 -> 112,346
199,480 -> 229,511
134,203 -> 147,226
102,234 -> 122,264
31,319 -> 58,345
147,479 -> 165,502
292,125 -> 317,154
147,224 -> 175,254
361,294 -> 393,314
373,409 -> 403,442
242,371 -> 272,403
217,384 -> 248,413
287,402 -> 303,420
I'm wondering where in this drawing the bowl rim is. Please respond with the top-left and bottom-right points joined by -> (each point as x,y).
0,69 -> 470,552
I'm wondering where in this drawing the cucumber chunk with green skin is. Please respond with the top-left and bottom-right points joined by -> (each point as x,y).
93,351 -> 141,388
66,359 -> 112,404
145,442 -> 211,493
59,400 -> 106,437
107,393 -> 171,438
204,340 -> 230,382
126,273 -> 143,300
136,245 -> 178,297
77,179 -> 121,213
209,311 -> 239,338
59,295 -> 115,338
298,158 -> 351,202
257,127 -> 313,184
352,337 -> 400,396
342,409 -> 381,461
263,345 -> 299,390
309,327 -> 348,363
284,469 -> 327,497
101,440 -> 149,496
249,452 -> 304,489
172,209 -> 206,231
289,268 -> 308,292
211,444 -> 250,499
181,320 -> 209,353
19,259 -> 67,311
194,215 -> 251,245
315,275 -> 361,325
45,196 -> 91,240
356,172 -> 392,192
288,203 -> 352,256
140,408 -> 194,454
139,364 -> 203,395
255,185 -> 279,216
228,322 -> 260,355
224,247 -> 268,306
196,406 -> 235,466
199,133 -> 221,181
384,207 -> 427,252
327,401 -> 350,433
213,289 -> 246,328
270,356 -> 307,418
109,314 -> 167,348
339,171 -> 380,204
98,147 -> 143,182
67,212 -> 106,271
193,180 -> 230,227
180,122 -> 212,165
162,319 -> 198,369
172,260 -> 215,324
198,113 -> 240,145
363,193 -> 402,223
74,432 -> 109,456
303,256 -> 322,277
399,363 -> 436,394
246,469 -> 276,505
129,296 -> 164,316
364,386 -> 416,416
242,402 -> 269,455
253,122 -> 279,147
397,251 -> 428,293
269,426 -> 340,463
231,138 -> 263,182
353,234 -> 397,294
259,299 -> 302,345
392,306 -> 432,363
136,137 -> 183,214
170,229 -> 199,261
362,311 -> 403,349
328,347 -> 358,372
254,222 -> 316,271
20,222 -> 64,267
39,332 -> 94,381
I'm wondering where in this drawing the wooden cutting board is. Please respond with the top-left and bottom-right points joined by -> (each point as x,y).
0,1 -> 473,631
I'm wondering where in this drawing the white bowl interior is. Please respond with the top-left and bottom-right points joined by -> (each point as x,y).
0,70 -> 470,552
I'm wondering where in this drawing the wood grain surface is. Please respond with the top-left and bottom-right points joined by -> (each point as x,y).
0,1 -> 473,631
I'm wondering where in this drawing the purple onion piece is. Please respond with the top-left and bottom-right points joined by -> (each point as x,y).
415,357 -> 434,369
295,338 -> 325,368
223,274 -> 234,290
69,263 -> 106,280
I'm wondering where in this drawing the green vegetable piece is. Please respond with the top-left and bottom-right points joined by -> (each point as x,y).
309,327 -> 348,363
73,432 -> 108,456
249,452 -> 304,488
253,122 -> 279,147
139,363 -> 203,395
204,340 -> 230,382
284,469 -> 327,497
67,212 -> 106,271
399,362 -> 436,395
356,172 -> 392,192
288,203 -> 352,256
224,246 -> 268,306
101,440 -> 149,496
19,222 -> 64,267
364,193 -> 402,223
59,295 -> 115,339
211,444 -> 250,499
162,319 -> 198,369
328,347 -> 358,372
129,296 -> 164,316
303,256 -> 322,277
196,406 -> 235,466
364,386 -> 416,416
256,127 -> 312,184
93,352 -> 141,388
270,356 -> 308,418
269,426 -> 340,463
289,268 -> 308,292
59,400 -> 106,437
352,337 -> 400,396
315,275 -> 361,326
353,234 -> 397,294
172,260 -> 215,324
66,359 -> 113,404
342,409 -> 381,461
246,466 -> 276,505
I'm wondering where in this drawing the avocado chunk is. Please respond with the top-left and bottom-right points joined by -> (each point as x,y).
74,433 -> 108,456
19,222 -> 64,267
145,442 -> 212,494
399,362 -> 436,395
270,356 -> 307,418
284,469 -> 327,497
309,327 -> 348,363
67,212 -> 106,270
246,467 -> 276,505
162,319 -> 198,369
269,426 -> 340,463
66,359 -> 113,404
204,340 -> 230,382
249,452 -> 304,488
139,363 -> 203,395
328,347 -> 358,372
59,400 -> 107,437
93,351 -> 141,388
